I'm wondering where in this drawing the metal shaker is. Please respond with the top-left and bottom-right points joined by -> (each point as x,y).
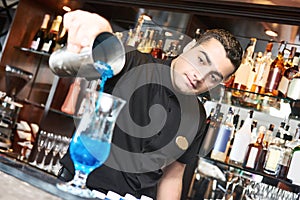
48,32 -> 126,80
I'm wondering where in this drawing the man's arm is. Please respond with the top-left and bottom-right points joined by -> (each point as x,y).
157,161 -> 186,200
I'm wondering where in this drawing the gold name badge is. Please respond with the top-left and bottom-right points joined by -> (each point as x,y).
176,136 -> 189,150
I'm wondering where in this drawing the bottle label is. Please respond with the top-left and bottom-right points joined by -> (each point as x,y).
213,126 -> 232,153
264,148 -> 281,172
287,151 -> 300,185
245,147 -> 258,168
233,63 -> 251,86
41,42 -> 51,52
30,40 -> 39,50
278,76 -> 289,95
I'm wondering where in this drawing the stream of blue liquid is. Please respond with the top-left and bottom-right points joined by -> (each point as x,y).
70,61 -> 114,174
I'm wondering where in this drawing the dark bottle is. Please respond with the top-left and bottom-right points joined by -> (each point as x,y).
30,14 -> 50,51
256,124 -> 275,172
264,41 -> 287,96
243,126 -> 266,169
41,15 -> 62,53
198,104 -> 223,157
54,27 -> 68,51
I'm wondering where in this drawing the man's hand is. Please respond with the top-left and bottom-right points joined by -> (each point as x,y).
157,161 -> 186,200
63,10 -> 113,53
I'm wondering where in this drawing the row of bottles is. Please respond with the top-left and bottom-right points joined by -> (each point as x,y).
29,14 -> 67,53
207,104 -> 300,186
228,38 -> 300,99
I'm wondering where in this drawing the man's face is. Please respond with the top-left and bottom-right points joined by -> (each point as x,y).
170,38 -> 235,95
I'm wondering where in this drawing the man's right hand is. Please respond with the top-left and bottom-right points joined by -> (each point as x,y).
63,10 -> 113,53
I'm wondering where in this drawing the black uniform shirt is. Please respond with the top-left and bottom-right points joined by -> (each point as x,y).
60,47 -> 207,199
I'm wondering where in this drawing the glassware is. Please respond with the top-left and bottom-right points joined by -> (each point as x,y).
47,134 -> 62,173
29,130 -> 47,166
52,136 -> 71,175
56,91 -> 126,198
37,132 -> 55,169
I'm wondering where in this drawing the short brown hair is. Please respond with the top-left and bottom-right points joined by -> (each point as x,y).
197,29 -> 243,75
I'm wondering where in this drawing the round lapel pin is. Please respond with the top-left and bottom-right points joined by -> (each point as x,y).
176,136 -> 189,150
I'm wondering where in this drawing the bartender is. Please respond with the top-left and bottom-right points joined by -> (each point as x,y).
58,10 -> 243,200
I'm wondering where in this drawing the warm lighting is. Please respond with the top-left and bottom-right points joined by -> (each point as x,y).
265,29 -> 278,37
142,14 -> 152,21
62,6 -> 71,12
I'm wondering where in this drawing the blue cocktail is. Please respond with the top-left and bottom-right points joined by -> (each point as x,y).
57,91 -> 126,198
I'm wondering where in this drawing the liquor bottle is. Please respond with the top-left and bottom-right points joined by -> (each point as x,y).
199,104 -> 223,157
278,47 -> 297,97
126,15 -> 144,47
30,14 -> 50,51
210,107 -> 235,162
243,126 -> 266,170
232,38 -> 257,92
151,39 -> 163,59
263,129 -> 284,175
61,78 -> 81,115
256,124 -> 275,172
251,120 -> 258,143
286,144 -> 300,186
228,110 -> 254,166
251,41 -> 273,94
276,134 -> 293,180
264,41 -> 287,96
41,15 -> 62,53
246,52 -> 260,91
225,119 -> 243,164
286,123 -> 300,149
284,52 -> 300,80
54,26 -> 68,51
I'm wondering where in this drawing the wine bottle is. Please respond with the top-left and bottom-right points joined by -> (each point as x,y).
210,107 -> 235,162
30,14 -> 50,51
41,15 -> 62,53
264,41 -> 287,96
228,110 -> 254,166
243,126 -> 266,169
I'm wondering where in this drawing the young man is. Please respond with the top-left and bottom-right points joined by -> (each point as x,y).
58,10 -> 243,199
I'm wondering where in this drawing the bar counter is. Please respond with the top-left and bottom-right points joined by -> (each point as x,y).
0,152 -> 98,200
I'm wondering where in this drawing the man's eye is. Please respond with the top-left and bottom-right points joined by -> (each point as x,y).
210,74 -> 219,82
198,56 -> 205,64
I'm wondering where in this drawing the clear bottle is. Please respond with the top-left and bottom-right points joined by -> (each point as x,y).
251,41 -> 273,94
228,110 -> 254,166
263,129 -> 283,175
41,15 -> 62,53
276,134 -> 293,180
211,107 -> 235,162
30,14 -> 50,51
264,41 -> 287,96
243,126 -> 266,169
286,143 -> 300,185
232,38 -> 257,92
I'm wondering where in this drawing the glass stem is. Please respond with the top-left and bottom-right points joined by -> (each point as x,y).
71,170 -> 88,189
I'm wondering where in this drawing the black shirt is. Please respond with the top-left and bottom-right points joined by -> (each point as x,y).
60,47 -> 207,199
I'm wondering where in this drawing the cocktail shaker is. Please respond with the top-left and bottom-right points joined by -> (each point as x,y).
48,32 -> 125,80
